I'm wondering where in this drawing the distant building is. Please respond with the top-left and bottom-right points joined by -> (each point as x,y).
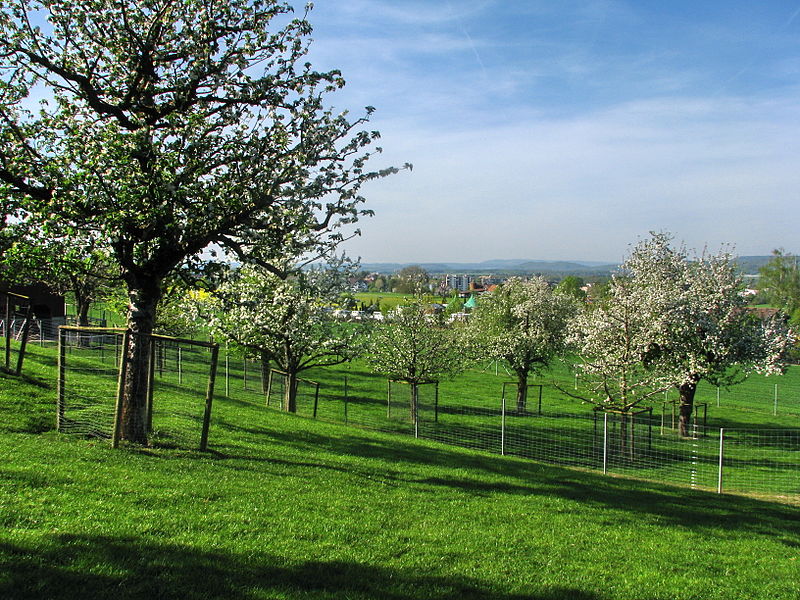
0,282 -> 65,319
445,274 -> 473,292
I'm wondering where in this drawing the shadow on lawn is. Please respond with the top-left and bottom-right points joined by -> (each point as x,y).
0,534 -> 599,600
232,424 -> 800,543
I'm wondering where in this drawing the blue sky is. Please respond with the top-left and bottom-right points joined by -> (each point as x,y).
302,1 -> 800,263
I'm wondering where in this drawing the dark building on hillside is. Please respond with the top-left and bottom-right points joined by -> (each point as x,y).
0,282 -> 65,319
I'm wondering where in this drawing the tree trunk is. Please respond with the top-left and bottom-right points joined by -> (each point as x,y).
678,380 -> 698,437
516,370 -> 529,414
260,350 -> 270,395
284,370 -> 298,413
119,282 -> 162,444
410,383 -> 418,424
76,295 -> 91,328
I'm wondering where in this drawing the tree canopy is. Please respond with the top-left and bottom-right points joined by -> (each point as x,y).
0,0 -> 403,443
470,276 -> 577,412
759,249 -> 800,321
572,232 -> 794,435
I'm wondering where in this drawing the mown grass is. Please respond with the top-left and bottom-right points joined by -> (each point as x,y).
2,343 -> 800,599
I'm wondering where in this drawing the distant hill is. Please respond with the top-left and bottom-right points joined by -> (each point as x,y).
359,259 -> 618,277
359,256 -> 778,278
735,256 -> 776,275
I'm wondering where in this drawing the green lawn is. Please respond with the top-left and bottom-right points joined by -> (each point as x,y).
2,342 -> 800,599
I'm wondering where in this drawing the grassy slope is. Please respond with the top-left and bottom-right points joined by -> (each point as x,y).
2,348 -> 800,599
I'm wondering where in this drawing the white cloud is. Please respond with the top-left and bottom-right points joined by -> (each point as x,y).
346,92 -> 800,262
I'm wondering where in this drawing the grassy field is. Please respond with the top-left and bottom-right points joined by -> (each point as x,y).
9,336 -> 799,498
2,343 -> 800,599
353,292 -> 454,312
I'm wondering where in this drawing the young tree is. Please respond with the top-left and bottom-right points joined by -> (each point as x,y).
206,263 -> 367,412
469,277 -> 577,412
366,299 -> 466,420
0,1 -> 403,443
759,249 -> 800,320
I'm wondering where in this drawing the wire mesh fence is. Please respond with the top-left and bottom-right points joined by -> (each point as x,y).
50,335 -> 800,498
57,327 -> 218,450
221,363 -> 798,499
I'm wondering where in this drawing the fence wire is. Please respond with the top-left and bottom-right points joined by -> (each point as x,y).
57,327 -> 218,449
223,364 -> 798,500
56,330 -> 121,437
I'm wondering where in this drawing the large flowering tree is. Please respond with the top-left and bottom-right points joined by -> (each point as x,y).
0,1 -> 403,443
469,277 -> 578,413
571,233 -> 794,436
207,262 -> 367,413
628,233 -> 793,435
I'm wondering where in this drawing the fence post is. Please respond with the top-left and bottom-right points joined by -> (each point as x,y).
112,330 -> 131,449
413,384 -> 419,439
4,295 -> 11,370
225,352 -> 229,397
56,327 -> 66,432
717,428 -> 725,494
178,347 -> 183,384
344,376 -> 349,424
501,394 -> 506,456
603,412 -> 609,475
15,304 -> 33,375
199,345 -> 219,452
146,337 -> 156,434
774,384 -> 778,416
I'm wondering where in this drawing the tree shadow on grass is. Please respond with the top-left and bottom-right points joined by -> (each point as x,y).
237,424 -> 800,544
0,534 -> 600,600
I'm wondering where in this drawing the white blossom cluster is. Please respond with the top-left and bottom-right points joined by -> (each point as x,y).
571,233 -> 795,412
201,265 -> 367,377
365,299 -> 467,385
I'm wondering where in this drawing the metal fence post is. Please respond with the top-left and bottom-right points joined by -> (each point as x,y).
225,352 -> 229,397
344,376 -> 349,424
774,384 -> 778,416
718,428 -> 725,494
413,385 -> 419,439
603,412 -> 609,475
56,327 -> 66,432
501,394 -> 506,456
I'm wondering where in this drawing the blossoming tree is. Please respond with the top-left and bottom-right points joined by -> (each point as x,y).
0,1 -> 403,443
366,299 -> 467,421
207,263 -> 367,413
469,277 -> 578,413
571,233 -> 794,436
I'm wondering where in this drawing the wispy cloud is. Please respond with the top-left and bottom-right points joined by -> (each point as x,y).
307,1 -> 800,262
